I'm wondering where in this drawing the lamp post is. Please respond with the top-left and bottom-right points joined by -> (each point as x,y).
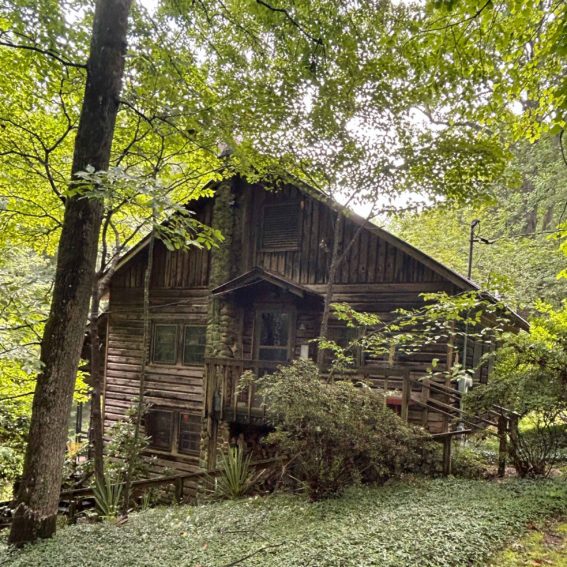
462,220 -> 481,372
467,219 -> 481,280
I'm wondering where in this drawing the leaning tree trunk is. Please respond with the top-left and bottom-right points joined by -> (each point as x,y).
88,277 -> 106,487
316,212 -> 344,370
89,253 -> 121,487
9,0 -> 132,546
316,209 -> 371,373
121,225 -> 156,515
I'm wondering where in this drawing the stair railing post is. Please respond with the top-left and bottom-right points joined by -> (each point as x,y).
442,436 -> 452,476
174,476 -> 184,503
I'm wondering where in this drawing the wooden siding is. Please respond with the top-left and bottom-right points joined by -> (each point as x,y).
104,288 -> 210,473
112,200 -> 213,291
104,179 -> 493,472
250,185 -> 445,286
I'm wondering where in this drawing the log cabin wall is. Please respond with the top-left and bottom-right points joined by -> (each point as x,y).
239,182 -> 465,434
104,200 -> 213,481
242,182 -> 458,373
103,179 -> 503,475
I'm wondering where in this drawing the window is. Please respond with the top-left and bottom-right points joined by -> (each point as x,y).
257,310 -> 290,362
151,322 -> 207,366
146,410 -> 173,451
152,324 -> 177,364
183,326 -> 206,365
178,413 -> 201,454
323,325 -> 359,367
144,409 -> 201,456
261,203 -> 300,250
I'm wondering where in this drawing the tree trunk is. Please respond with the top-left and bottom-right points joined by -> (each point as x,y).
9,0 -> 132,546
316,208 -> 375,374
88,260 -> 121,486
121,225 -> 155,515
88,278 -> 105,487
317,213 -> 343,370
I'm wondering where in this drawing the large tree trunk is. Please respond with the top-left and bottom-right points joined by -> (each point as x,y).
9,0 -> 132,546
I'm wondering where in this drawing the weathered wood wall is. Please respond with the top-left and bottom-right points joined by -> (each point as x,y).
104,180 -> 490,469
247,185 -> 448,286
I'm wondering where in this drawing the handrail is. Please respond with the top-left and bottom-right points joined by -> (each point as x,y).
59,457 -> 282,500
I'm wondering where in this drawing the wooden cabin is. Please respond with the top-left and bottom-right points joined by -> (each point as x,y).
102,177 -> 527,481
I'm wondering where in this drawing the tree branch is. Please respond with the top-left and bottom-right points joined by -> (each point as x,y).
255,0 -> 323,46
0,31 -> 87,69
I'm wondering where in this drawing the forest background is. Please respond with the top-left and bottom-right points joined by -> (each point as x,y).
0,0 -> 566,502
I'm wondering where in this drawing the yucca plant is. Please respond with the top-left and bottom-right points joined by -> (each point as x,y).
93,476 -> 123,520
214,446 -> 257,500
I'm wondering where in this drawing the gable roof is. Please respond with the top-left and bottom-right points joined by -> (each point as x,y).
212,266 -> 323,299
109,175 -> 529,330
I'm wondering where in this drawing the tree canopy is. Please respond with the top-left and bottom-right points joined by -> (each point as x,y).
1,0 -> 567,538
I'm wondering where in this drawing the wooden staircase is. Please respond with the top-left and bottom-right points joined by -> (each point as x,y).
401,374 -> 519,476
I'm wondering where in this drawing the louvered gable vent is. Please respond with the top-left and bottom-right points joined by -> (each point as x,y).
261,203 -> 300,250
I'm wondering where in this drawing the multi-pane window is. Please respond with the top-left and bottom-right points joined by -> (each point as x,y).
178,412 -> 201,454
257,310 -> 290,362
145,409 -> 174,450
145,409 -> 201,456
152,323 -> 206,365
183,326 -> 206,365
152,324 -> 177,363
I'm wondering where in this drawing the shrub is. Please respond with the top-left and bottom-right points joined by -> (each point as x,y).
257,360 -> 434,500
509,419 -> 567,477
465,301 -> 567,477
104,402 -> 154,484
452,446 -> 491,479
0,402 -> 29,495
213,446 -> 260,500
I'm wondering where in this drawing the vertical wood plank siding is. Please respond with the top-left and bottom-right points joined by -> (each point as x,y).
104,183 -> 488,468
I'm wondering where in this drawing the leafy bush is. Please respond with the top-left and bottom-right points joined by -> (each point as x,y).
509,420 -> 567,477
465,301 -> 567,477
0,398 -> 29,495
452,446 -> 491,479
257,360 -> 435,500
104,403 -> 154,484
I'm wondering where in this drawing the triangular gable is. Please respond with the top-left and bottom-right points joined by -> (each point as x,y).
108,175 -> 528,330
212,267 -> 323,299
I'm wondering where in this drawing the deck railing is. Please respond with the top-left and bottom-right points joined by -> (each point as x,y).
204,358 -> 283,422
203,357 -> 452,424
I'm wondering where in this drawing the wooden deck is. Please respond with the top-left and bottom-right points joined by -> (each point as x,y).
204,357 -> 473,434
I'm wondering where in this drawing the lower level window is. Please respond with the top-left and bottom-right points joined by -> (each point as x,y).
146,409 -> 173,450
145,408 -> 201,456
183,326 -> 206,365
178,412 -> 201,454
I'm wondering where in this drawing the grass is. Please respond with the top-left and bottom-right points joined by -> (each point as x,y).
1,478 -> 566,567
489,519 -> 567,566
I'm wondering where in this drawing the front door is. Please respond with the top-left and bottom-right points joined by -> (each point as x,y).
256,309 -> 292,362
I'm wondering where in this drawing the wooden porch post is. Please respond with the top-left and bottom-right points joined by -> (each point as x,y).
401,371 -> 410,422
